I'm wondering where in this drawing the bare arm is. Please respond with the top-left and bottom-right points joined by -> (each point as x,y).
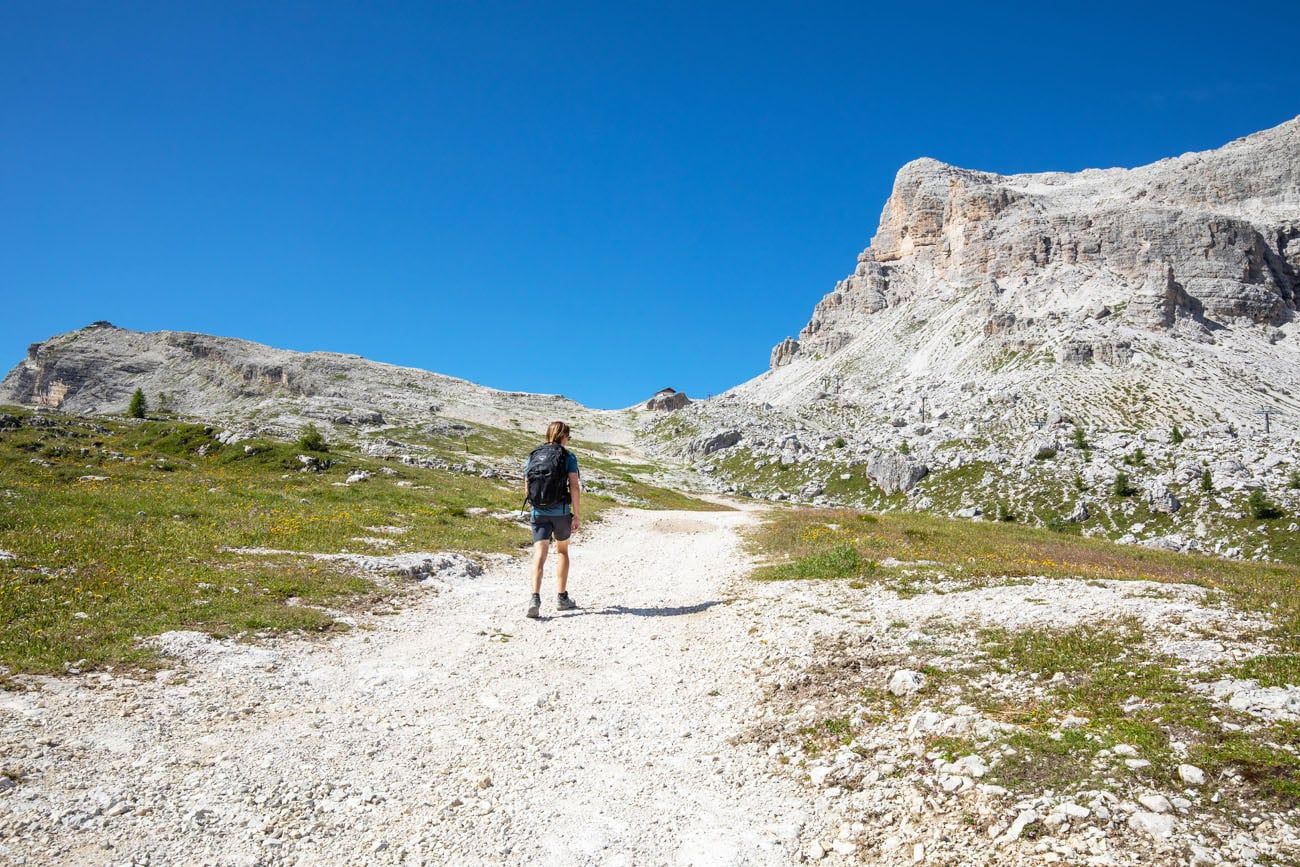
568,471 -> 581,532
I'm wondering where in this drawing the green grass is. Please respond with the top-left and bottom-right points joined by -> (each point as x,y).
747,507 -> 1300,633
796,715 -> 854,756
0,408 -> 720,674
757,543 -> 867,582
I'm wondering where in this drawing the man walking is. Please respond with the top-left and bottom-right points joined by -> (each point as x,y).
522,421 -> 581,619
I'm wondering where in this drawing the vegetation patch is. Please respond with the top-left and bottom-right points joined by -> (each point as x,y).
0,409 -> 716,673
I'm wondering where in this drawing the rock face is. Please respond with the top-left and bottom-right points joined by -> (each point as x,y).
743,116 -> 1300,433
0,323 -> 636,445
637,119 -> 1300,563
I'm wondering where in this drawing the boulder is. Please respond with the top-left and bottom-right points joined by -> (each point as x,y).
1146,481 -> 1181,513
888,669 -> 926,696
691,430 -> 741,456
868,453 -> 929,493
1021,439 -> 1058,462
645,388 -> 691,411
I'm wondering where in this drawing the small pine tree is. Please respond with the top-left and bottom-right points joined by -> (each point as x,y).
1112,472 -> 1136,498
1247,490 -> 1284,520
1200,468 -> 1214,493
127,388 -> 147,419
1290,471 -> 1300,490
996,502 -> 1017,522
1124,447 -> 1146,467
833,436 -> 846,449
1170,425 -> 1184,444
296,423 -> 328,453
898,441 -> 911,455
1072,427 -> 1088,450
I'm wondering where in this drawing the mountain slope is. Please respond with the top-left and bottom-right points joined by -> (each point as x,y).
641,118 -> 1300,557
749,115 -> 1300,431
0,322 -> 638,446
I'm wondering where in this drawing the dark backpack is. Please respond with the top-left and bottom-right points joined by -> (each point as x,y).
524,443 -> 571,509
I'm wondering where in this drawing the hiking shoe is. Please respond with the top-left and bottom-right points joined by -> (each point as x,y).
557,592 -> 577,611
526,594 -> 541,619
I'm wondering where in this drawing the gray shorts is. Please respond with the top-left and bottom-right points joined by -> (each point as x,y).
531,514 -> 572,543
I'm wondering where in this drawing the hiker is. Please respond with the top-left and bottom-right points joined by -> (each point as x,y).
522,421 -> 581,618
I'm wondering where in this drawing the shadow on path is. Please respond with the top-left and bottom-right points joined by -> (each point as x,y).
565,601 -> 724,618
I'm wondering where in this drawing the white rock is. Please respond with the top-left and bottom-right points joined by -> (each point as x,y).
939,774 -> 965,792
1138,794 -> 1171,814
1177,764 -> 1205,786
1112,744 -> 1138,757
1127,811 -> 1175,839
952,754 -> 987,778
807,841 -> 826,861
808,766 -> 833,787
1125,758 -> 1151,770
889,669 -> 927,696
1001,809 -> 1037,842
831,840 -> 858,855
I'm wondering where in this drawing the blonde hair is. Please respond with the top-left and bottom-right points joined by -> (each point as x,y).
545,421 -> 571,444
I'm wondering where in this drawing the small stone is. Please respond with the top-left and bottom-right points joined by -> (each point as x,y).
913,841 -> 925,862
953,754 -> 987,778
1125,759 -> 1151,770
889,670 -> 927,696
809,766 -> 833,787
1058,802 -> 1089,819
1002,809 -> 1037,842
1138,794 -> 1171,814
831,840 -> 858,856
1177,764 -> 1205,786
807,841 -> 826,861
1127,810 -> 1175,839
1112,744 -> 1138,757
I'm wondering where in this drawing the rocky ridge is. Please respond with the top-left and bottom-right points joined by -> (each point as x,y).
0,322 -> 636,447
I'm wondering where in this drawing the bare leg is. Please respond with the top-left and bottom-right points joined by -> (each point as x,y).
530,541 -> 549,594
555,539 -> 570,594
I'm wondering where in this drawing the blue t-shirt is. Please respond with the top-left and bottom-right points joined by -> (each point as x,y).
526,450 -> 579,517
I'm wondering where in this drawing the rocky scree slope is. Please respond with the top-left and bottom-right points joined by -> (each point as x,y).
643,117 -> 1300,555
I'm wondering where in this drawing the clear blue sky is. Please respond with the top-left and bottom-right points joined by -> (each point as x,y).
3,2 -> 1295,408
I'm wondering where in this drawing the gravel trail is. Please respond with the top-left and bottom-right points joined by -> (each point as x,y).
1,508 -> 825,866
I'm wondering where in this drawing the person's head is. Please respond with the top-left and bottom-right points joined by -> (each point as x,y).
545,421 -> 571,444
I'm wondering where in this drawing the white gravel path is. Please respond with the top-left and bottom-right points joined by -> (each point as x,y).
0,508 -> 828,866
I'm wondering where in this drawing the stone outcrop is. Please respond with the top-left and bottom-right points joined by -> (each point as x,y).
771,116 -> 1299,368
645,388 -> 691,411
867,453 -> 929,494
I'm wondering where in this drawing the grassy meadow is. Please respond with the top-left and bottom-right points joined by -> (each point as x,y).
0,407 -> 718,674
